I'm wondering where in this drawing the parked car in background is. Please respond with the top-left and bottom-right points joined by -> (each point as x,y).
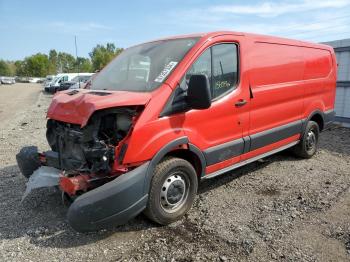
44,73 -> 91,93
68,77 -> 92,90
15,76 -> 29,83
43,75 -> 55,86
44,74 -> 65,92
28,77 -> 43,83
37,78 -> 45,83
0,76 -> 16,84
58,73 -> 94,91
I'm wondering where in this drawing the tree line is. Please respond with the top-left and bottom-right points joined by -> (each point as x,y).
0,43 -> 123,77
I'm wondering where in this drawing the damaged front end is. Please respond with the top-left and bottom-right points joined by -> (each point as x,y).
47,107 -> 136,195
18,107 -> 137,196
48,107 -> 134,170
16,102 -> 150,232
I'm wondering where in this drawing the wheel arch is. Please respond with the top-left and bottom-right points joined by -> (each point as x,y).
143,137 -> 206,195
165,144 -> 206,178
305,110 -> 325,132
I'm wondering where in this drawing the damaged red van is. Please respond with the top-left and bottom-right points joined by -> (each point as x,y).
16,31 -> 336,232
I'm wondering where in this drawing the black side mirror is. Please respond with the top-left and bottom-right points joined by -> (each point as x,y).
186,74 -> 212,109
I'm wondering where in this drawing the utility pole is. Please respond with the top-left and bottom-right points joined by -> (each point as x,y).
75,35 -> 80,88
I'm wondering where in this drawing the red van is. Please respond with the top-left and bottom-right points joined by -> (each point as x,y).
17,31 -> 336,232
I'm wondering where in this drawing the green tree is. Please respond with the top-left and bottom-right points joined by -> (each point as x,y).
16,53 -> 49,77
26,53 -> 49,77
75,57 -> 92,72
15,60 -> 27,76
48,49 -> 58,74
57,52 -> 76,73
89,43 -> 123,71
7,62 -> 17,76
0,60 -> 12,76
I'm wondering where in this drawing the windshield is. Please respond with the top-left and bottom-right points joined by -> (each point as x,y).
53,77 -> 61,84
90,37 -> 199,92
72,75 -> 92,83
51,77 -> 59,83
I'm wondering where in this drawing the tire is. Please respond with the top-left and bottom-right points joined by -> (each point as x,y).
144,157 -> 198,225
16,146 -> 41,178
292,120 -> 319,159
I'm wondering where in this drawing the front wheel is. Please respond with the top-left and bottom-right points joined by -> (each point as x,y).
292,120 -> 319,158
144,157 -> 198,225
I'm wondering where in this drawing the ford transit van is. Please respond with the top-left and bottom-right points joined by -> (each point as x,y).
17,31 -> 336,232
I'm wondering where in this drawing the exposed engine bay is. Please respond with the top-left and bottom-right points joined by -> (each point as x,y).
17,107 -> 140,199
46,107 -> 135,174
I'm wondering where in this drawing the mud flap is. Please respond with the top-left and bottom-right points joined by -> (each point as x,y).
67,161 -> 150,232
22,166 -> 61,201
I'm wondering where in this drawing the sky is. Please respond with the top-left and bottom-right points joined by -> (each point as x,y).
1,0 -> 350,61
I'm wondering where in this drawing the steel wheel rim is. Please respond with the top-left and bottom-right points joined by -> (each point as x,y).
160,171 -> 189,213
306,129 -> 317,152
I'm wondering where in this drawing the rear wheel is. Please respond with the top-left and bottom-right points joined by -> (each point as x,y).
144,157 -> 198,225
292,120 -> 319,158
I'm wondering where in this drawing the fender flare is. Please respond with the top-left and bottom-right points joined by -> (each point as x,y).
188,143 -> 207,177
302,109 -> 325,132
142,136 -> 206,194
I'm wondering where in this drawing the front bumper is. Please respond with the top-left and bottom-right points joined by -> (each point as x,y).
67,161 -> 150,232
17,146 -> 151,232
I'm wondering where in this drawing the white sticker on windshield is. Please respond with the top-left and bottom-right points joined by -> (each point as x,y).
154,61 -> 178,82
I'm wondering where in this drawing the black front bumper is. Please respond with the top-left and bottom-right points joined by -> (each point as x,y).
67,161 -> 150,232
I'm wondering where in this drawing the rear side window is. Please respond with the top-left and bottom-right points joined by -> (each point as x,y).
181,43 -> 238,100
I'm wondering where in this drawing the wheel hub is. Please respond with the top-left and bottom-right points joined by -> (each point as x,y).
160,173 -> 187,213
306,130 -> 316,152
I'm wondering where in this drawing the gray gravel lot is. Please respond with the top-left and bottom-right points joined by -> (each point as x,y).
0,84 -> 350,261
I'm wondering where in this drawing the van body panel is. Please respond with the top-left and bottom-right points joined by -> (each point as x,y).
248,41 -> 304,138
45,32 -> 336,171
17,31 -> 337,231
301,47 -> 335,120
83,31 -> 335,170
177,35 -> 250,169
122,84 -> 188,164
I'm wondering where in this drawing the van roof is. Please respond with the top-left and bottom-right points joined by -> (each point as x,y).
55,73 -> 93,77
140,31 -> 333,51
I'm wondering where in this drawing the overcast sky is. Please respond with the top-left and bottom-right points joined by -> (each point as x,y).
1,0 -> 350,60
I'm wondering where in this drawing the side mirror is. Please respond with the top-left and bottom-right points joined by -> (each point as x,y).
186,74 -> 212,109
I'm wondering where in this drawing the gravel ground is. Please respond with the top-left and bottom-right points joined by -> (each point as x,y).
0,84 -> 350,261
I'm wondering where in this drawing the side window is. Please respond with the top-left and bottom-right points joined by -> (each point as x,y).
180,43 -> 238,100
180,49 -> 211,90
212,44 -> 238,98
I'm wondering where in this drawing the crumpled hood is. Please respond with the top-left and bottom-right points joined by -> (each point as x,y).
47,89 -> 151,126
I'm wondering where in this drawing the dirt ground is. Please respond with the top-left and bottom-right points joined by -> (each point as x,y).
0,83 -> 41,129
0,83 -> 350,261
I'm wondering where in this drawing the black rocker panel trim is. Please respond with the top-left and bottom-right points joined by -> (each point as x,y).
204,138 -> 245,166
249,120 -> 303,151
203,120 -> 303,166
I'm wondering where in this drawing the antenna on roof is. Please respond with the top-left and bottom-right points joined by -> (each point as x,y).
74,35 -> 80,89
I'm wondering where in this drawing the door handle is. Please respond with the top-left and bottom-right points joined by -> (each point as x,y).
235,99 -> 247,107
